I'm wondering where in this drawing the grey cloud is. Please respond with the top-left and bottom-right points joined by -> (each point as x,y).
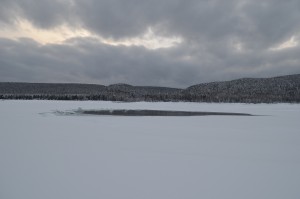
0,0 -> 300,87
0,1 -> 19,25
17,0 -> 71,28
1,37 -> 300,88
73,0 -> 241,39
74,0 -> 300,48
0,0 -> 73,28
1,0 -> 300,43
0,38 -> 179,86
239,0 -> 300,48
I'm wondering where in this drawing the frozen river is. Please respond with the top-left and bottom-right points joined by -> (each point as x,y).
1,100 -> 300,199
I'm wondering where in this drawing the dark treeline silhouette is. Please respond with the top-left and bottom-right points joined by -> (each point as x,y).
1,74 -> 300,103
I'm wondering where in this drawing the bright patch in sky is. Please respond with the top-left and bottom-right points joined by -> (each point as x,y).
101,28 -> 182,50
0,19 -> 182,49
270,36 -> 299,51
233,41 -> 245,52
0,19 -> 92,44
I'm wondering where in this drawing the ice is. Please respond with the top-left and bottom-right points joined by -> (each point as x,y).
1,100 -> 300,199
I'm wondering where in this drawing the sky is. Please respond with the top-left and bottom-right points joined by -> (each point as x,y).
0,0 -> 300,88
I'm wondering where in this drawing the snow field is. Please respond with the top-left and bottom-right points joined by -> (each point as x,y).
0,100 -> 300,199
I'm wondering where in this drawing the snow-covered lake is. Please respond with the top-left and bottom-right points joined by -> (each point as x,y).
1,100 -> 300,199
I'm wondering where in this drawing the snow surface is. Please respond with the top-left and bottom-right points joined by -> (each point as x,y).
1,100 -> 300,199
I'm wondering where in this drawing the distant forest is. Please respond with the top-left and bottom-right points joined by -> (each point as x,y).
1,74 -> 300,103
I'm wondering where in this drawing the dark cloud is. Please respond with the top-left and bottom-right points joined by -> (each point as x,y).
18,0 -> 71,28
1,37 -> 299,88
0,0 -> 72,28
239,0 -> 300,49
0,0 -> 300,87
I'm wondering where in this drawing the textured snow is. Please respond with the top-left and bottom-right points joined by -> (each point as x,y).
1,100 -> 300,199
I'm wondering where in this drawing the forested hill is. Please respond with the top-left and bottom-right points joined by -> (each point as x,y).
0,82 -> 182,101
183,74 -> 300,103
1,74 -> 300,103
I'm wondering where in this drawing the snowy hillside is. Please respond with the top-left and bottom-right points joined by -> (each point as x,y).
1,74 -> 300,102
185,74 -> 300,103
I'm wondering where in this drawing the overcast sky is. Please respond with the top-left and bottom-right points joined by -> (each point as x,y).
0,0 -> 300,88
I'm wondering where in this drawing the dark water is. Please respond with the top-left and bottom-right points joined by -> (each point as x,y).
81,109 -> 253,116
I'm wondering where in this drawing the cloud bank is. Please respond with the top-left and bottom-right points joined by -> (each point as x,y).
0,0 -> 300,87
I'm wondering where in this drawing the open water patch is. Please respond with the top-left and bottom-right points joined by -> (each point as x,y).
70,109 -> 254,116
